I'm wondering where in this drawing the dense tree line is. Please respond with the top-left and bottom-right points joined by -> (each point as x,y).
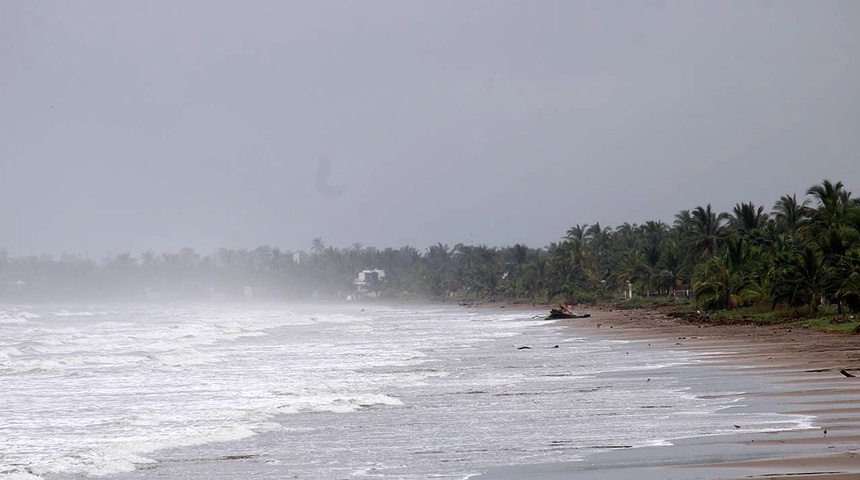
2,180 -> 859,315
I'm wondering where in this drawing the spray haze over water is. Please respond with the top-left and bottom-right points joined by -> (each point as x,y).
1,3 -> 855,477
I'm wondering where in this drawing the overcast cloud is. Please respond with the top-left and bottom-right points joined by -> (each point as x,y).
1,0 -> 858,257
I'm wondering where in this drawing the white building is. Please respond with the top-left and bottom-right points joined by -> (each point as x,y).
354,269 -> 386,297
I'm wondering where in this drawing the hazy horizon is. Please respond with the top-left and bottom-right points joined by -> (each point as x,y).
3,1 -> 858,258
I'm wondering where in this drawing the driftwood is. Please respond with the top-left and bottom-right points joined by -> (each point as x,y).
545,311 -> 591,320
840,369 -> 856,378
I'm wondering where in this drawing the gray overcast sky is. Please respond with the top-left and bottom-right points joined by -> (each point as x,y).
1,1 -> 858,257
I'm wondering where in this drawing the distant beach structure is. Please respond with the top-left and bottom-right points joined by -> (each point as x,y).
354,269 -> 385,298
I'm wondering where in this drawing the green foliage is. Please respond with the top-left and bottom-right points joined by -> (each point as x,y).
794,316 -> 860,333
3,178 -> 858,335
701,305 -> 790,325
612,296 -> 659,309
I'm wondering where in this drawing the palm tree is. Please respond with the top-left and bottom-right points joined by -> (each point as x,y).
565,224 -> 588,243
547,241 -> 593,300
829,250 -> 860,315
730,202 -> 768,237
585,223 -> 614,287
614,223 -> 639,250
641,221 -> 669,250
503,243 -> 531,298
800,180 -> 860,309
424,243 -> 455,297
673,210 -> 694,236
840,270 -> 860,315
521,256 -> 549,301
585,223 -> 610,245
464,245 -> 502,300
140,250 -> 156,267
556,223 -> 597,289
772,194 -> 809,235
805,180 -> 852,236
694,239 -> 755,311
616,250 -> 648,297
769,237 -> 827,313
657,242 -> 689,298
691,204 -> 729,258
509,243 -> 529,277
311,238 -> 326,256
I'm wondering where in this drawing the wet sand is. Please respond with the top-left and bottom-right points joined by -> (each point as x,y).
478,307 -> 860,480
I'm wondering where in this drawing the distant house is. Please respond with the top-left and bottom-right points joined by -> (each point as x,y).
354,269 -> 385,297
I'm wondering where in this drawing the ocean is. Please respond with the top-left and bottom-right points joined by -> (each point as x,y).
0,303 -> 811,479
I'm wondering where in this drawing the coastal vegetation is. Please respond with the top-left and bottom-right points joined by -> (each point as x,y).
2,179 -> 859,329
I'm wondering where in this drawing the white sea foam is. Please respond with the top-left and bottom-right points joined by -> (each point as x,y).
50,310 -> 97,317
0,310 -> 39,324
0,304 -> 414,478
276,393 -> 404,414
0,304 -> 812,480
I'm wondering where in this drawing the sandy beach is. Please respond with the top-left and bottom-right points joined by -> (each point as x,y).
479,306 -> 860,480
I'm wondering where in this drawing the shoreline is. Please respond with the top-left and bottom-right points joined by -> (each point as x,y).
478,306 -> 860,480
37,303 -> 860,480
